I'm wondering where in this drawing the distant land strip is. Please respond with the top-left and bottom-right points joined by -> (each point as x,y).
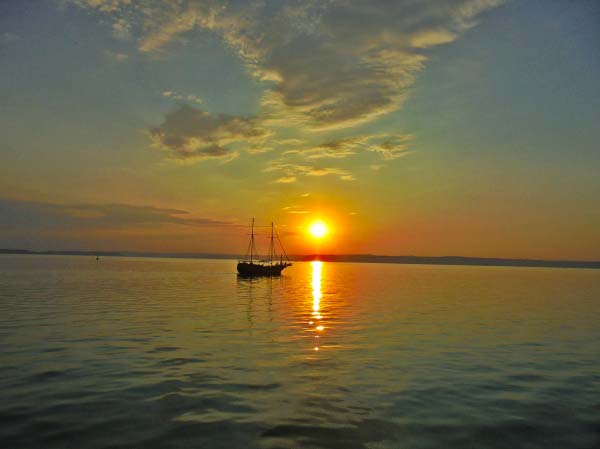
1,249 -> 599,269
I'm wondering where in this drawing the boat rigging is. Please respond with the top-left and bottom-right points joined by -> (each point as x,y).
237,218 -> 292,277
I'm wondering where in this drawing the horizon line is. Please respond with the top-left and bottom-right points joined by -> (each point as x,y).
1,248 -> 599,269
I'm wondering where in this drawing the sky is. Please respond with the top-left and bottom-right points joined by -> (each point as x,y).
1,0 -> 599,259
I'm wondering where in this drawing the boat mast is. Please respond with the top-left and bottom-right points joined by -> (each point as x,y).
250,218 -> 255,263
270,222 -> 274,266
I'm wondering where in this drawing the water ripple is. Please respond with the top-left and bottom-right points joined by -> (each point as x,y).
1,256 -> 599,448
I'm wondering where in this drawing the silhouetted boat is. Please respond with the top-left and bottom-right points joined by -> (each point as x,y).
237,219 -> 292,277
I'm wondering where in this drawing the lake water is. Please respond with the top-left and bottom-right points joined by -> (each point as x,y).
1,255 -> 599,448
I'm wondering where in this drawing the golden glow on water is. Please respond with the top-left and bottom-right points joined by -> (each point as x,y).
311,261 -> 324,351
312,261 -> 322,313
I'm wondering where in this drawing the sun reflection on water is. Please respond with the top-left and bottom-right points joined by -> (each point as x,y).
311,261 -> 324,351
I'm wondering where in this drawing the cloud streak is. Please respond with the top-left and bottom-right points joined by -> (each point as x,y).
265,161 -> 354,182
367,134 -> 414,160
0,199 -> 236,232
162,90 -> 204,105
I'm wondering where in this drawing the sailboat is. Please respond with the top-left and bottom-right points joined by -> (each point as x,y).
237,218 -> 292,277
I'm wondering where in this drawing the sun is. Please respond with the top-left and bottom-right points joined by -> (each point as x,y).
309,220 -> 328,239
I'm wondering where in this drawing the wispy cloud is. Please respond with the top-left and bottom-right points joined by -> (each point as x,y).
267,133 -> 411,180
264,161 -> 354,182
367,134 -> 414,160
67,0 -> 128,14
104,49 -> 128,62
274,176 -> 297,184
284,137 -> 366,160
162,90 -> 204,105
282,205 -> 310,214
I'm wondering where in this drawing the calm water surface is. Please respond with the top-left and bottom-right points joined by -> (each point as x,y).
1,255 -> 599,448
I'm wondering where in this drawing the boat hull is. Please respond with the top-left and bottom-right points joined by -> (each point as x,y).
237,262 -> 291,277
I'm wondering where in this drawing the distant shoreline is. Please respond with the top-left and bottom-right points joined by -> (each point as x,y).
1,248 -> 599,269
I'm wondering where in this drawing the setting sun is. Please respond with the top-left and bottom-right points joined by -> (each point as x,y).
309,221 -> 328,239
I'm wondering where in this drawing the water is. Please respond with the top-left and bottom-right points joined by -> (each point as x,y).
1,255 -> 599,449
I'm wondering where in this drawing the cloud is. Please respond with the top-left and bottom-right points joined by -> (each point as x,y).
367,134 -> 414,160
286,136 -> 369,160
282,133 -> 412,161
276,138 -> 304,147
0,199 -> 236,234
66,0 -> 501,175
104,49 -> 128,62
226,0 -> 501,130
409,28 -> 457,48
265,132 -> 411,181
260,38 -> 424,131
162,90 -> 204,105
282,206 -> 310,214
68,0 -> 502,131
67,0 -> 130,14
274,176 -> 297,184
0,198 -> 246,251
265,161 -> 354,181
149,104 -> 267,161
112,17 -> 131,39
